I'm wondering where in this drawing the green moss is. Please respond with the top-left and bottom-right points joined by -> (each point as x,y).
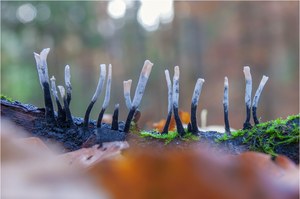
1,94 -> 13,102
217,114 -> 300,157
140,129 -> 200,144
182,132 -> 200,142
140,130 -> 179,144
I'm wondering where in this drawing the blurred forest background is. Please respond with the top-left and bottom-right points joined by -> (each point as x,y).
1,1 -> 299,129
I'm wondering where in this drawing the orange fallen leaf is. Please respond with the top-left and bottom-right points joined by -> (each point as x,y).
179,110 -> 191,124
89,148 -> 299,199
152,111 -> 190,132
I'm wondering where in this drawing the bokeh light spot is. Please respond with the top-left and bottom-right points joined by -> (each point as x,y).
107,0 -> 127,19
16,3 -> 37,23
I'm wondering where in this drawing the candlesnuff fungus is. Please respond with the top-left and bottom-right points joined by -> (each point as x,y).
190,78 -> 205,134
161,70 -> 173,134
223,77 -> 231,134
97,64 -> 112,127
32,47 -> 273,148
84,64 -> 106,127
50,76 -> 66,122
34,48 -> 55,122
123,60 -> 153,133
64,65 -> 72,105
243,66 -> 252,130
252,75 -> 269,125
57,85 -> 74,126
172,66 -> 185,136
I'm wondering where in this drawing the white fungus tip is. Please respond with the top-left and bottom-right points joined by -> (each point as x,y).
100,64 -> 106,69
164,70 -> 171,84
199,78 -> 205,83
243,66 -> 252,80
65,65 -> 71,81
50,76 -> 56,81
108,64 -> 112,76
224,77 -> 228,86
164,69 -> 169,76
33,52 -> 40,58
123,80 -> 132,93
100,64 -> 107,78
40,48 -> 50,60
57,85 -> 65,98
174,66 -> 180,80
141,60 -> 153,78
261,75 -> 269,84
33,53 -> 41,64
115,104 -> 120,109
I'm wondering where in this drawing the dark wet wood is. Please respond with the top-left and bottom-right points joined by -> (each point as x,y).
1,99 -> 45,133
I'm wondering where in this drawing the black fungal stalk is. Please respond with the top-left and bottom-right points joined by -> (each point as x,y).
97,64 -> 112,127
58,86 -> 74,126
243,66 -> 252,130
34,48 -> 55,122
161,70 -> 173,134
172,66 -> 185,136
252,75 -> 269,125
190,78 -> 205,134
223,77 -> 231,134
111,104 -> 119,131
123,60 -> 153,133
84,64 -> 106,127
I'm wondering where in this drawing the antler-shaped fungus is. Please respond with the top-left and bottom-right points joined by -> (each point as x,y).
50,76 -> 66,122
83,64 -> 106,127
97,64 -> 112,127
252,75 -> 269,124
190,78 -> 205,134
123,60 -> 153,133
161,70 -> 173,134
34,48 -> 55,122
223,77 -> 231,134
172,66 -> 185,136
243,66 -> 252,130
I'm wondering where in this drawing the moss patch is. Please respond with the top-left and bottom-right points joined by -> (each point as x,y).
218,114 -> 300,157
1,94 -> 14,102
140,130 -> 200,144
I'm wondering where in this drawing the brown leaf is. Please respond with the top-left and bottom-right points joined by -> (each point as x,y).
89,148 -> 299,199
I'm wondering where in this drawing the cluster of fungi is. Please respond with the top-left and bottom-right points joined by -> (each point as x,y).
34,48 -> 269,146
